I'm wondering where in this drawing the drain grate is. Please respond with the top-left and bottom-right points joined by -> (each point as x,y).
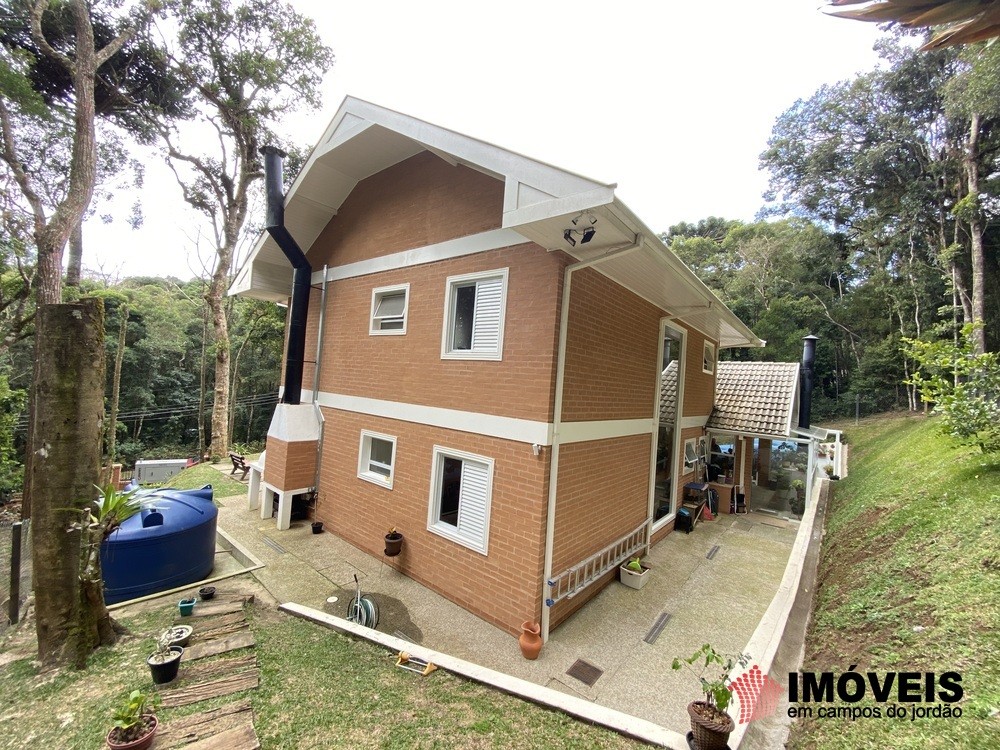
566,659 -> 604,687
643,612 -> 672,644
261,536 -> 286,554
706,544 -> 720,560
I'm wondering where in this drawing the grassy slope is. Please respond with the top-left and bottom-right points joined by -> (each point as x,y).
0,603 -> 648,750
789,414 -> 1000,750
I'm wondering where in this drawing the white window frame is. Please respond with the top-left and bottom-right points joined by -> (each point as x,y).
440,268 -> 508,361
427,445 -> 494,554
357,430 -> 397,489
370,283 -> 409,336
683,437 -> 699,473
703,341 -> 716,374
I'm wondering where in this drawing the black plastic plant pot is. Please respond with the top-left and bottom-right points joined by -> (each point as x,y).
384,532 -> 403,557
312,521 -> 324,534
147,646 -> 183,685
198,586 -> 216,601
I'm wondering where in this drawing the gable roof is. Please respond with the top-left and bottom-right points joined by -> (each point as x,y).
233,96 -> 763,349
708,361 -> 800,438
660,360 -> 800,438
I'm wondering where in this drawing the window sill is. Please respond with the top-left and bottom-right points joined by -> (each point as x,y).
427,522 -> 488,555
358,471 -> 393,490
440,351 -> 502,362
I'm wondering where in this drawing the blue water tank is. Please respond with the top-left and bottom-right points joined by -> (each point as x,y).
101,486 -> 218,604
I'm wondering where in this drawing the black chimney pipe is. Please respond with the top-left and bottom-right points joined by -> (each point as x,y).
798,334 -> 818,430
261,146 -> 311,406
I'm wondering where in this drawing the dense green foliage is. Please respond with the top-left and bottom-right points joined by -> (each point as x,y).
904,325 -> 1000,452
791,415 -> 1000,749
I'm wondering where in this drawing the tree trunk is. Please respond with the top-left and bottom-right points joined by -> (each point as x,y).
107,305 -> 128,467
206,254 -> 232,460
198,307 -> 208,460
30,299 -> 109,666
66,219 -> 83,288
963,113 -> 986,354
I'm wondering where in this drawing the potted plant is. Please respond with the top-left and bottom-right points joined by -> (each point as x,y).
823,464 -> 834,477
672,644 -> 749,750
198,585 -> 216,600
106,689 -> 158,750
311,520 -> 324,534
384,527 -> 403,557
160,624 -> 193,648
178,597 -> 196,616
619,555 -> 651,589
147,632 -> 184,685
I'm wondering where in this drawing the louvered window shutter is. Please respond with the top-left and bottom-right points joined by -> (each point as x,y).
456,460 -> 490,551
470,277 -> 503,353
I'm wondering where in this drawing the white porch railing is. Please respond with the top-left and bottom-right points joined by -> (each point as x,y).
545,521 -> 648,607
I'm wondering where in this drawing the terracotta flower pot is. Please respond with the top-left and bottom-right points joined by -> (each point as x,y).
518,620 -> 542,660
106,714 -> 158,750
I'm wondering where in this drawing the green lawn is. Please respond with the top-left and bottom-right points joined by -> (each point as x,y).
164,462 -> 248,497
0,600 -> 648,750
789,414 -> 1000,749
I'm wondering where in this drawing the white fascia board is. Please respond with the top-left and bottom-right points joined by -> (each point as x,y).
502,185 -> 616,228
679,415 -> 710,429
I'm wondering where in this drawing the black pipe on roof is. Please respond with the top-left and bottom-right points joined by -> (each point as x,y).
261,146 -> 310,406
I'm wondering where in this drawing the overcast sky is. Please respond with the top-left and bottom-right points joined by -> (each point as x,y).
82,1 -> 886,281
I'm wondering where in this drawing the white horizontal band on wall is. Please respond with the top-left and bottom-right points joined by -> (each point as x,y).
314,391 -> 553,445
679,415 -> 709,429
558,419 -> 653,444
313,228 -> 530,285
305,391 -> 656,448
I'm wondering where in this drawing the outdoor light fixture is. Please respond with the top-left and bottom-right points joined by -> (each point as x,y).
563,211 -> 597,247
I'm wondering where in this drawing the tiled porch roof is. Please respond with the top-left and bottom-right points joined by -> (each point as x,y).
660,360 -> 800,438
709,361 -> 799,437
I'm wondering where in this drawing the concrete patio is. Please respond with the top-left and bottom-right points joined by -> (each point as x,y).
213,485 -> 798,738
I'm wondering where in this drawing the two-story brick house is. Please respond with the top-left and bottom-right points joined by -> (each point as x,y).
233,97 -> 763,640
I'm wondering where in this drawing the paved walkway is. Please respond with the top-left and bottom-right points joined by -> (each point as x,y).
211,473 -> 798,737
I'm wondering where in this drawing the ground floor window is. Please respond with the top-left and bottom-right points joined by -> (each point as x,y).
427,446 -> 493,554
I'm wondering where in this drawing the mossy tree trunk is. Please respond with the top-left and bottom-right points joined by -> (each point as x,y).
29,299 -> 115,666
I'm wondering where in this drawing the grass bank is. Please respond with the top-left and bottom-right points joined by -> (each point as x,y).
789,414 -> 999,749
0,596 -> 647,749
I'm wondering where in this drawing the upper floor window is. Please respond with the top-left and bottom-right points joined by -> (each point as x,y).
703,341 -> 716,375
370,284 -> 409,335
441,269 -> 508,360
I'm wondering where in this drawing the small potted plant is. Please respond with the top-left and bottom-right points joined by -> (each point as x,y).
823,464 -> 834,477
106,689 -> 158,750
198,585 -> 216,600
672,644 -> 749,750
619,555 -> 650,589
160,624 -> 193,648
147,632 -> 184,685
178,597 -> 196,616
384,527 -> 404,557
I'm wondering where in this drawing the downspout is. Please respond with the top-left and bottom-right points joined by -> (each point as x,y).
312,265 -> 329,493
261,146 -> 311,405
540,234 -> 642,643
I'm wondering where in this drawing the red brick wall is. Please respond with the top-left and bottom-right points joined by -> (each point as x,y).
314,408 -> 549,635
308,151 -> 504,268
312,244 -> 567,421
679,325 -> 717,417
263,437 -> 317,491
549,435 -> 651,628
562,268 -> 663,422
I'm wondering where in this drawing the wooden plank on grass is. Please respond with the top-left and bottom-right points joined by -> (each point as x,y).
183,630 -> 256,661
191,619 -> 248,642
155,699 -> 253,749
183,723 -> 260,750
178,599 -> 249,619
158,670 -> 260,708
177,653 -> 257,684
177,611 -> 247,630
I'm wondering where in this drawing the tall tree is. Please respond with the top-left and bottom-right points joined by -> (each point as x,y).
152,0 -> 332,459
